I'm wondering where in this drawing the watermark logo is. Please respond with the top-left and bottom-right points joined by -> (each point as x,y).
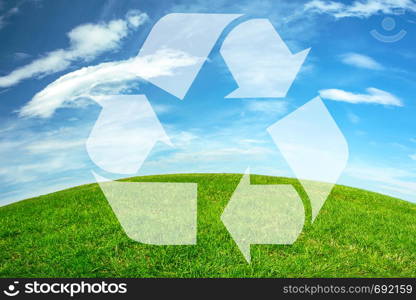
371,9 -> 407,43
3,281 -> 19,297
3,281 -> 127,297
86,13 -> 349,263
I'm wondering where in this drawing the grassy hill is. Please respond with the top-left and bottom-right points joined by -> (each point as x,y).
0,173 -> 415,278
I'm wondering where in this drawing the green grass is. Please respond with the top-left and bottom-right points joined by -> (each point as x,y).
0,173 -> 415,278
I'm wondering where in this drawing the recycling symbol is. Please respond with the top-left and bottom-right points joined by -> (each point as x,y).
86,13 -> 349,263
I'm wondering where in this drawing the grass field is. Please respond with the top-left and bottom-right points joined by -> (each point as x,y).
0,173 -> 415,278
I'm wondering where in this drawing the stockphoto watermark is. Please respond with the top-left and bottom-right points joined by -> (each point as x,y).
2,281 -> 127,297
370,8 -> 407,43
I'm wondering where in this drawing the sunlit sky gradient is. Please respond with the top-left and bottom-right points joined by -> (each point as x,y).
0,0 -> 415,205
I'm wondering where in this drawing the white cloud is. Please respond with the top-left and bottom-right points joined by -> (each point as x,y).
246,100 -> 289,115
304,0 -> 416,18
0,10 -> 148,88
320,87 -> 403,106
409,154 -> 416,160
14,52 -> 31,60
19,48 -> 201,118
0,125 -> 87,186
25,139 -> 84,154
126,9 -> 148,28
239,139 -> 268,145
152,104 -> 174,115
151,146 -> 274,165
0,154 -> 86,185
347,112 -> 360,124
0,4 -> 19,30
340,53 -> 384,70
171,131 -> 200,148
345,163 -> 416,199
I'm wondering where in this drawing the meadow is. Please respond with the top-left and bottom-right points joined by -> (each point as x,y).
0,174 -> 415,277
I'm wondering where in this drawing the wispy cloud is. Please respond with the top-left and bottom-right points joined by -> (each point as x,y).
245,100 -> 289,115
0,2 -> 20,30
0,115 -> 98,205
159,146 -> 274,164
347,112 -> 360,124
340,53 -> 384,70
13,52 -> 31,61
0,10 -> 148,88
410,154 -> 416,160
139,112 -> 289,177
25,139 -> 84,154
0,129 -> 87,186
19,49 -> 201,118
320,87 -> 403,106
345,163 -> 416,199
304,0 -> 416,18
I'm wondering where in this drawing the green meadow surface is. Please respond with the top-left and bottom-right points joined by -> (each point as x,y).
0,174 -> 415,278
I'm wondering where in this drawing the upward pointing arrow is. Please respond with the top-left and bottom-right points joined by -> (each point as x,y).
221,19 -> 310,98
221,170 -> 305,263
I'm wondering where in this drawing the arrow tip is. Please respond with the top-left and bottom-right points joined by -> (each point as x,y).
160,131 -> 174,147
221,211 -> 252,263
222,169 -> 253,263
295,47 -> 311,62
243,167 -> 250,176
238,240 -> 252,263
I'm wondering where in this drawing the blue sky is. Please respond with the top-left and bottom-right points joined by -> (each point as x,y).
0,0 -> 415,205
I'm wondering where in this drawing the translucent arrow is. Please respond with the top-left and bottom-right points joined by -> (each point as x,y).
137,13 -> 241,99
86,94 -> 172,175
267,97 -> 349,221
220,19 -> 310,98
94,173 -> 197,245
221,170 -> 305,263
